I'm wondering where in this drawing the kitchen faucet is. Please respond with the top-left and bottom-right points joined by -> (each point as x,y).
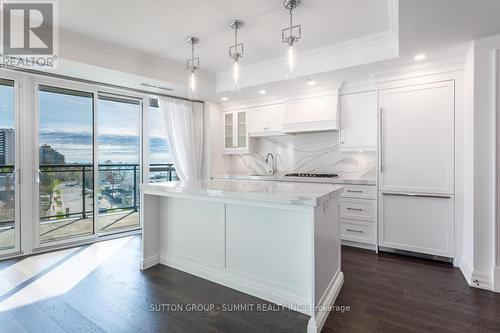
265,153 -> 275,175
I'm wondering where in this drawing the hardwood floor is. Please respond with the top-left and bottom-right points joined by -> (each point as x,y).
0,236 -> 499,332
324,247 -> 500,333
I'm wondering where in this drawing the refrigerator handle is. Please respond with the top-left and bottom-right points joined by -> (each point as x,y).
379,107 -> 383,172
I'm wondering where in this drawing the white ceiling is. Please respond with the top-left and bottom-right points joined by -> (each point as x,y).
398,0 -> 500,58
59,0 -> 392,73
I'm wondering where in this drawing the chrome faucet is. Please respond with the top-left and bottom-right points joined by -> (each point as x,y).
265,153 -> 275,175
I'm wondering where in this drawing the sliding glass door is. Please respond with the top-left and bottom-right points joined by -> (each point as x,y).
97,94 -> 142,234
37,84 -> 95,243
0,78 -> 19,254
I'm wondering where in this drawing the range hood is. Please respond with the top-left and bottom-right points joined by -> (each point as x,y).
282,95 -> 339,134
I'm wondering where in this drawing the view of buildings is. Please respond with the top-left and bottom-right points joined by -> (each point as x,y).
0,129 -> 15,229
39,144 -> 65,164
0,128 -> 14,165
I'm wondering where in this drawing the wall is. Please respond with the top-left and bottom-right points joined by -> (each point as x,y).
227,132 -> 377,178
473,35 -> 498,291
497,51 -> 500,293
462,34 -> 500,291
204,102 -> 231,178
461,43 -> 475,281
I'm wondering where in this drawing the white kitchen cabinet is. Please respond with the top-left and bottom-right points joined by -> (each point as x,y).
223,109 -> 249,154
379,81 -> 455,194
340,184 -> 377,249
282,95 -> 338,134
341,219 -> 376,245
339,91 -> 377,151
379,193 -> 454,258
248,104 -> 286,137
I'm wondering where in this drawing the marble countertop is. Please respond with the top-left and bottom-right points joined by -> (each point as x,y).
141,180 -> 343,207
213,174 -> 376,186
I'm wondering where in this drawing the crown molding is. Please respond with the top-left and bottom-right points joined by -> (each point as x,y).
59,30 -> 215,82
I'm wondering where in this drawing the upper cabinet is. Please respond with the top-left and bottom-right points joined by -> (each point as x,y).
223,109 -> 249,154
339,91 -> 378,151
282,95 -> 339,134
248,104 -> 286,137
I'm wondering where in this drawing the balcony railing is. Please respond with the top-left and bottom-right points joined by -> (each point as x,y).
37,163 -> 176,222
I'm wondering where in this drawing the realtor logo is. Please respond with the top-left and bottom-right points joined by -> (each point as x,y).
1,0 -> 59,68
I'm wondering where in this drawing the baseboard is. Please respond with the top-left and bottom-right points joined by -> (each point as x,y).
494,266 -> 500,293
141,255 -> 160,270
341,240 -> 377,251
307,271 -> 344,333
470,270 -> 493,291
161,254 -> 311,314
459,260 -> 473,285
459,261 -> 494,291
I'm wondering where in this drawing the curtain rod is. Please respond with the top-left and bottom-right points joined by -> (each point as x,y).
0,65 -> 204,104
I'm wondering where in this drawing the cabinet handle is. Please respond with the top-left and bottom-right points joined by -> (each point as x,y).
347,208 -> 363,211
346,229 -> 363,233
346,190 -> 363,193
379,107 -> 383,172
382,192 -> 451,199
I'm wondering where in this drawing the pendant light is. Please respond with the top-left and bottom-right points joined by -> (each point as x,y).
186,36 -> 200,100
282,0 -> 301,80
228,19 -> 244,92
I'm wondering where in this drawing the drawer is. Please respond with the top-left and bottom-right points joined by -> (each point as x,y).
340,198 -> 377,222
341,220 -> 376,244
341,185 -> 376,199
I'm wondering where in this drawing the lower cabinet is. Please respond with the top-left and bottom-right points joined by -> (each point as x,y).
378,193 -> 454,258
340,219 -> 376,245
340,184 -> 377,249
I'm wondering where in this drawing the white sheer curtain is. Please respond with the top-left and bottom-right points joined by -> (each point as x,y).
158,97 -> 204,181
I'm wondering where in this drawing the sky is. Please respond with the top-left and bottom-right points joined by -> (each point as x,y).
1,83 -> 171,165
0,85 -> 14,130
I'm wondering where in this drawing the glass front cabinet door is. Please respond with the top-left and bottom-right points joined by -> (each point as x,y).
223,109 -> 249,154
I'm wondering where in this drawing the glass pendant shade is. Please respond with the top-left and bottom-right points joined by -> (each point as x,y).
286,43 -> 297,81
231,57 -> 241,92
188,69 -> 197,100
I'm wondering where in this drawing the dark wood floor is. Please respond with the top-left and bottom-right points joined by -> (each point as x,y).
0,236 -> 499,333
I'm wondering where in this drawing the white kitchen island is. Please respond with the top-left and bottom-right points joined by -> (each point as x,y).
141,180 -> 343,333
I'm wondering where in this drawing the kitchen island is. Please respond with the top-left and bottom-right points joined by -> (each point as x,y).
141,180 -> 343,333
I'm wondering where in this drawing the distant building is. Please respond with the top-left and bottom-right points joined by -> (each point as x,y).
39,144 -> 65,164
0,129 -> 14,165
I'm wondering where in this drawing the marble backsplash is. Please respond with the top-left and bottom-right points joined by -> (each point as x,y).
229,132 -> 377,179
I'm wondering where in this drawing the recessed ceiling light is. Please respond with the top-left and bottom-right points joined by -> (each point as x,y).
413,53 -> 427,61
259,90 -> 267,95
221,97 -> 228,101
306,79 -> 316,86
